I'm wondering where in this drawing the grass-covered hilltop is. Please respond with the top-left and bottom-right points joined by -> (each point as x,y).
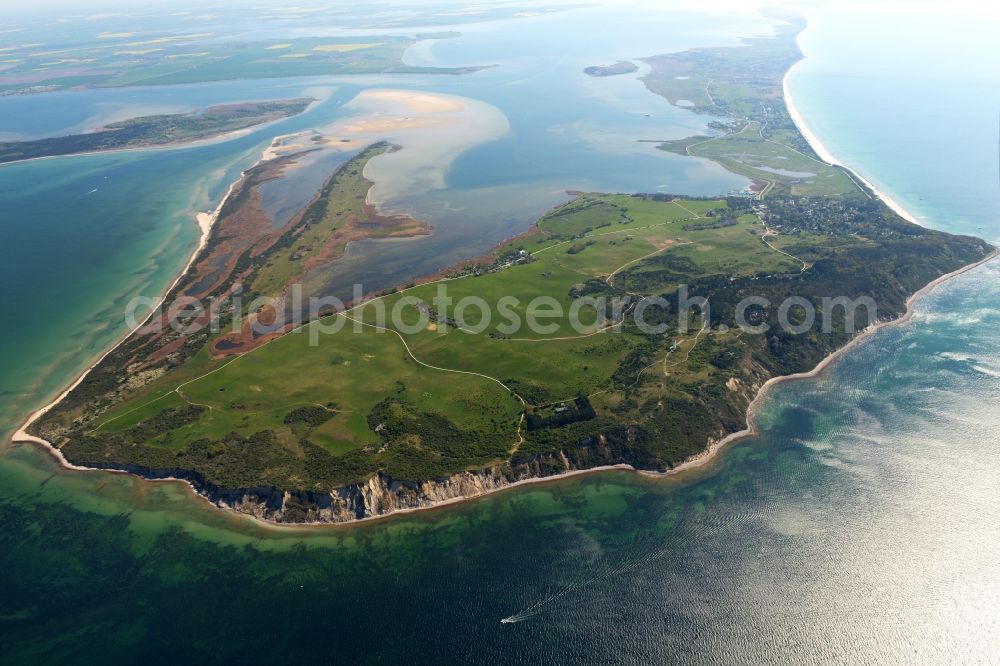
26,18 -> 994,523
0,99 -> 314,164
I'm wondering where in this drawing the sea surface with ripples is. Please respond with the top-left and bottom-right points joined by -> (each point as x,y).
1,3 -> 998,662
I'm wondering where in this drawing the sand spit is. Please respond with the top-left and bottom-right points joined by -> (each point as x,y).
316,88 -> 510,205
9,69 -> 998,528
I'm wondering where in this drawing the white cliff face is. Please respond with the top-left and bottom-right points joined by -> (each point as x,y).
210,465 -> 519,524
203,420 -> 743,524
39,361 -> 761,526
209,454 -> 600,525
318,465 -> 538,523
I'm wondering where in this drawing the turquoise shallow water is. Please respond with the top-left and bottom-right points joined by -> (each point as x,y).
1,3 -> 999,662
0,7 -> 763,441
788,4 -> 1000,243
2,263 -> 998,662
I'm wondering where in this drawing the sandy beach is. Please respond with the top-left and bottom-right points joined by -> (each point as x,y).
12,242 -> 997,529
318,88 -> 509,205
9,57 -> 998,529
782,34 -> 920,226
10,134 -> 286,452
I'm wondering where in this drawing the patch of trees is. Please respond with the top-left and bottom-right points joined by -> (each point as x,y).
525,395 -> 596,431
367,397 -> 512,480
683,217 -> 737,231
118,406 -> 206,445
283,405 -> 335,427
566,240 -> 594,255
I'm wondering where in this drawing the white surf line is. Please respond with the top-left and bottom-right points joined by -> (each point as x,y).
11,140 -> 258,447
783,40 -> 919,220
83,228 -> 479,433
758,100 -> 839,171
83,131 -> 322,434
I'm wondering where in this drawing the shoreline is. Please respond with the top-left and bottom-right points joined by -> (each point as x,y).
0,122 -> 278,170
11,246 -> 995,530
9,134 -> 288,452
0,99 -> 319,169
782,34 -> 920,226
673,246 -> 999,474
8,32 -> 998,528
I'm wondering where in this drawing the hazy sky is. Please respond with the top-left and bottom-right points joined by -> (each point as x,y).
1,0 -> 995,23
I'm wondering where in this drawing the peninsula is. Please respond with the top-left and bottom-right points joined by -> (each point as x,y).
18,19 -> 994,524
0,98 -> 314,163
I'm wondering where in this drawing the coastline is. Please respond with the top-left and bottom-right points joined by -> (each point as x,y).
10,246 -> 995,529
0,99 -> 319,169
0,124 -> 268,169
8,32 -> 998,527
9,134 -> 287,452
782,35 -> 920,226
673,246 -> 999,473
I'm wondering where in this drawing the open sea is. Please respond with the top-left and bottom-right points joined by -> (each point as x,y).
0,2 -> 998,662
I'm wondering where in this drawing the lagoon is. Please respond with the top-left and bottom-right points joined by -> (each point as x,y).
1,2 -> 999,661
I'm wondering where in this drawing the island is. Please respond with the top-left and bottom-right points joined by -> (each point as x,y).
584,60 -> 639,77
19,18 -> 994,524
0,99 -> 314,163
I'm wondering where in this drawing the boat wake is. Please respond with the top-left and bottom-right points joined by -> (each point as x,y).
500,531 -> 674,625
500,615 -> 531,624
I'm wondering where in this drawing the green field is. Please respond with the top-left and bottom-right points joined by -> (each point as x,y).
27,16 -> 993,512
61,193 -> 783,485
40,182 -> 989,496
0,35 -> 482,95
658,121 -> 858,197
94,194 -> 747,433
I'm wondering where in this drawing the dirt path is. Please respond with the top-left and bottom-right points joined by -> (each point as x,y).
758,219 -> 808,271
